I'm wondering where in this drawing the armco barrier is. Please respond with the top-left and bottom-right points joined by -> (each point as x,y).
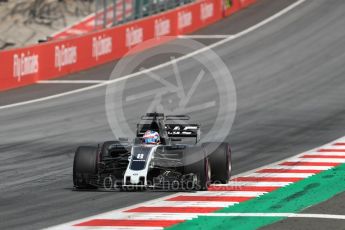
0,0 -> 255,92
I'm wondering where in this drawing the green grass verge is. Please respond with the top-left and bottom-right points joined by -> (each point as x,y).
169,163 -> 345,230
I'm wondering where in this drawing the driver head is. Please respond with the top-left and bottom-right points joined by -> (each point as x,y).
143,130 -> 160,144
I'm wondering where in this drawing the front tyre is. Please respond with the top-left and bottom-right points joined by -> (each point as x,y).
73,146 -> 99,189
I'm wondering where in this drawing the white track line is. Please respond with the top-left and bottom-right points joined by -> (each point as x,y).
0,0 -> 307,111
102,212 -> 198,220
265,165 -> 333,170
248,173 -> 314,178
319,146 -> 345,150
218,182 -> 292,187
178,35 -> 233,39
199,213 -> 345,220
288,158 -> 345,163
141,201 -> 238,208
304,152 -> 345,156
98,213 -> 198,220
76,212 -> 345,220
67,227 -> 163,230
37,80 -> 107,84
182,191 -> 266,196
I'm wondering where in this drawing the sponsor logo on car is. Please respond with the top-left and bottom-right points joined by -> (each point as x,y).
13,52 -> 39,82
55,45 -> 77,71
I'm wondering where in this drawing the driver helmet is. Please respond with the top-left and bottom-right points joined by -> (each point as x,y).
143,130 -> 160,144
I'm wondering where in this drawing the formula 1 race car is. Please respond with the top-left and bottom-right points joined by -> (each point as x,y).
73,113 -> 231,191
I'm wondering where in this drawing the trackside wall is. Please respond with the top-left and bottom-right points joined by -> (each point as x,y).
0,0 -> 256,91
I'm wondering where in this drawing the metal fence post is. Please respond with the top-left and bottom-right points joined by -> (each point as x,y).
132,0 -> 135,20
138,0 -> 143,19
95,0 -> 99,30
94,0 -> 197,30
103,0 -> 107,28
113,0 -> 117,25
164,0 -> 168,11
122,0 -> 126,23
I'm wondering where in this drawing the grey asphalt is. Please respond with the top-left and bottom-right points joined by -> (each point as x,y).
2,0 -> 345,229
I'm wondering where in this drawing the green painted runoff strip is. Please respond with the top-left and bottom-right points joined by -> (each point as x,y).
169,163 -> 345,230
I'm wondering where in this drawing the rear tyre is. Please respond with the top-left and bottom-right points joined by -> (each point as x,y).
73,146 -> 98,189
183,147 -> 211,191
203,142 -> 232,184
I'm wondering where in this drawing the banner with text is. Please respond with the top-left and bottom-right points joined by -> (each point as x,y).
0,0 -> 255,91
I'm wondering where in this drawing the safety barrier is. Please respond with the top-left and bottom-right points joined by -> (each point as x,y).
224,0 -> 257,16
0,0 -> 256,91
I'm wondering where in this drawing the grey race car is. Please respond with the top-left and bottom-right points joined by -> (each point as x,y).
73,113 -> 231,191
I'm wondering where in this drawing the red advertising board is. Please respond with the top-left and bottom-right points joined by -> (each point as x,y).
0,0 -> 245,92
224,0 -> 241,16
224,0 -> 256,16
1,47 -> 40,90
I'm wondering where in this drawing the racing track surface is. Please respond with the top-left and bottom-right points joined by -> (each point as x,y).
1,0 -> 345,229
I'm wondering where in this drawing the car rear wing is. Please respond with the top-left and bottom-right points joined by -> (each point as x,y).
166,124 -> 200,143
141,113 -> 165,120
166,115 -> 191,120
137,113 -> 200,143
140,113 -> 191,121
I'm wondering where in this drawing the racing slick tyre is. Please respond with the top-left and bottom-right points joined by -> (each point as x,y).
203,142 -> 232,184
73,146 -> 98,189
183,147 -> 211,191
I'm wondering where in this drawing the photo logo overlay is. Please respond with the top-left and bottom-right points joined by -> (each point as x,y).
105,37 -> 237,166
